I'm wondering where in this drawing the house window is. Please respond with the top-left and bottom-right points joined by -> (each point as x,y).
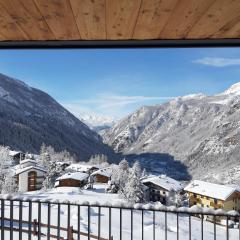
28,171 -> 37,191
214,199 -> 217,204
162,191 -> 165,195
194,193 -> 197,198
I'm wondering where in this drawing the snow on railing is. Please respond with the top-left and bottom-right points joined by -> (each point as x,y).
0,195 -> 240,240
0,193 -> 239,216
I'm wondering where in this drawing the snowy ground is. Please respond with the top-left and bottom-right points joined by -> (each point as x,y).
0,184 -> 239,240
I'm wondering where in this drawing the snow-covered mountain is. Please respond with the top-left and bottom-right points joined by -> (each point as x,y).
81,114 -> 115,132
0,73 -> 114,160
102,83 -> 240,183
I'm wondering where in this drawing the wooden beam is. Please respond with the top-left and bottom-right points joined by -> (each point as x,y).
0,0 -> 55,40
69,0 -> 106,40
33,0 -> 80,40
133,0 -> 178,39
187,0 -> 240,38
0,2 -> 28,40
211,15 -> 240,39
106,0 -> 142,39
159,0 -> 216,39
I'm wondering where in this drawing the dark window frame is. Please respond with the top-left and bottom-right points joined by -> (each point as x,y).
0,39 -> 240,49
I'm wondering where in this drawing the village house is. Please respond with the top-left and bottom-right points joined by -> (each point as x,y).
142,175 -> 183,205
55,172 -> 89,188
91,167 -> 113,183
66,164 -> 99,174
15,159 -> 46,192
184,180 -> 240,211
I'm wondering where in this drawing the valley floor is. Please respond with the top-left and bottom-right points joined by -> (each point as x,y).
0,184 -> 239,240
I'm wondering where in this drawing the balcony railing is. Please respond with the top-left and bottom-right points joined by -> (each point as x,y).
0,197 -> 239,240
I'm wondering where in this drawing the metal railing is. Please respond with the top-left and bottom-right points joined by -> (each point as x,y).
0,197 -> 239,240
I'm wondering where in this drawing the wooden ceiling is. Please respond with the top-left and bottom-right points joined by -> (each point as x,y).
0,0 -> 240,42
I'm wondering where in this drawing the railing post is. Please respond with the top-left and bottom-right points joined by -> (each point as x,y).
33,219 -> 37,236
19,200 -> 23,240
1,199 -> 4,240
68,226 -> 74,240
10,200 -> 13,240
28,201 -> 32,240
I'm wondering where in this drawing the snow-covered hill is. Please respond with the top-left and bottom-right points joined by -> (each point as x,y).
0,73 -> 114,160
102,83 -> 240,183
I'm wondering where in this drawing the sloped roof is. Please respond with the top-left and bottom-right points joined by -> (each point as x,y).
91,167 -> 115,178
184,180 -> 238,201
15,165 -> 46,175
142,175 -> 183,192
56,172 -> 89,182
66,164 -> 99,172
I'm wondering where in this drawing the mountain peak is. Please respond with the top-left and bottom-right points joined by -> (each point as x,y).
224,82 -> 240,95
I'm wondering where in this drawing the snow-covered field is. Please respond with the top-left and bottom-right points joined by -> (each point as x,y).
0,185 -> 239,240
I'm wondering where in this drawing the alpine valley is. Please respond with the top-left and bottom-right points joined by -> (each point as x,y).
102,83 -> 240,184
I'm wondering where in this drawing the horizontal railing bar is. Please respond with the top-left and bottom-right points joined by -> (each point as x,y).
0,217 -> 109,240
0,198 -> 238,217
0,226 -> 64,239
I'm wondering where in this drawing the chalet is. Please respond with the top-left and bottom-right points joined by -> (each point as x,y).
55,172 -> 89,188
91,167 -> 113,183
184,180 -> 240,211
15,160 -> 46,192
142,175 -> 183,205
66,164 -> 99,174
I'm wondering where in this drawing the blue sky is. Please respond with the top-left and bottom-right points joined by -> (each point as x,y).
1,48 -> 240,120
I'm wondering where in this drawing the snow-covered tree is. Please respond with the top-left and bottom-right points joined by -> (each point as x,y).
39,144 -> 63,190
111,159 -> 129,197
1,170 -> 18,194
88,154 -> 109,166
123,161 -> 145,203
0,146 -> 11,192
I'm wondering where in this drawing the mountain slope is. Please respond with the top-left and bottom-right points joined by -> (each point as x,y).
102,84 -> 240,183
0,73 -> 114,160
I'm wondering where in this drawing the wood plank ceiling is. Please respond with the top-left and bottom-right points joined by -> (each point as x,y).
0,0 -> 240,41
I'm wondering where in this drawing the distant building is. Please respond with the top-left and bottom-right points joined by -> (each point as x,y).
91,167 -> 113,183
56,161 -> 71,171
142,175 -> 183,205
9,150 -> 25,164
15,159 -> 46,192
55,172 -> 89,188
184,180 -> 240,211
66,164 -> 99,174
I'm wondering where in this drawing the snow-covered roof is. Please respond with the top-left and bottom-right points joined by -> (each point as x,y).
66,164 -> 99,172
15,165 -> 46,175
9,150 -> 22,156
184,180 -> 239,201
56,161 -> 71,166
142,175 -> 183,192
56,172 -> 89,181
91,167 -> 114,178
20,159 -> 37,165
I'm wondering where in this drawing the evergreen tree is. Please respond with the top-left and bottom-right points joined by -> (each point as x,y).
111,159 -> 129,198
0,146 -> 11,192
124,161 -> 145,203
1,170 -> 18,194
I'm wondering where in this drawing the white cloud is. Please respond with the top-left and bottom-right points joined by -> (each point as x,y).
61,93 -> 175,120
194,57 -> 240,67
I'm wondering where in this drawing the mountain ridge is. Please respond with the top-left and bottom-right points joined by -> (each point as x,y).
0,73 -> 114,160
102,83 -> 240,183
